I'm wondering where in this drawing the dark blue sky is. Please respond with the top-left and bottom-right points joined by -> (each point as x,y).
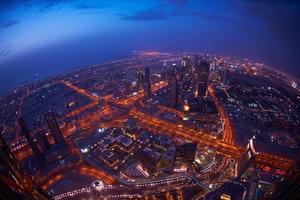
0,0 -> 299,95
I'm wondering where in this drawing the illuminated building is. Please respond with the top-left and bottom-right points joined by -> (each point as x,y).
181,56 -> 191,68
158,145 -> 176,169
167,68 -> 173,86
175,143 -> 197,171
136,161 -> 151,178
195,57 -> 210,97
167,64 -> 177,86
125,117 -> 137,137
124,81 -> 131,95
205,181 -> 246,200
44,111 -> 65,145
0,135 -> 50,200
144,67 -> 150,85
163,60 -> 168,68
162,60 -> 168,81
37,131 -> 51,152
182,57 -> 191,79
223,69 -> 231,86
182,100 -> 190,121
237,136 -> 258,178
18,118 -> 44,164
143,67 -> 151,97
135,151 -> 156,177
182,79 -> 190,92
137,70 -> 144,90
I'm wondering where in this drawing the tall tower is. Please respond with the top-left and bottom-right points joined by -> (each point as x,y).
162,60 -> 168,81
137,70 -> 144,90
181,56 -> 191,74
0,135 -> 51,200
44,112 -> 65,145
143,68 -> 151,97
18,118 -> 44,164
38,131 -> 51,153
180,57 -> 191,81
170,71 -> 179,108
237,136 -> 258,178
223,69 -> 231,86
195,58 -> 210,97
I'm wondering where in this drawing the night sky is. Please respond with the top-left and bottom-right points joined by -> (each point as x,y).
0,0 -> 299,95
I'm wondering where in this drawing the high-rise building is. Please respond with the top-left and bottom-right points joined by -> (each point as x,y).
237,136 -> 258,178
223,69 -> 231,86
205,181 -> 246,200
44,112 -> 65,145
0,135 -> 50,200
38,131 -> 51,153
170,71 -> 179,108
181,57 -> 191,68
163,60 -> 168,68
125,117 -> 137,138
182,100 -> 190,121
145,84 -> 152,97
180,57 -> 191,81
174,143 -> 197,171
144,67 -> 150,84
137,70 -> 144,90
195,58 -> 210,97
162,61 -> 168,81
181,56 -> 191,76
143,68 -> 151,97
18,118 -> 44,163
167,68 -> 173,87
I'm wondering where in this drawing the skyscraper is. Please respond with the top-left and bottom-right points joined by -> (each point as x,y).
44,112 -> 65,145
180,57 -> 191,81
174,143 -> 197,171
195,58 -> 210,97
38,131 -> 51,153
182,100 -> 190,121
237,136 -> 258,178
0,135 -> 50,200
143,67 -> 151,97
170,71 -> 179,108
137,70 -> 144,90
181,56 -> 191,68
162,61 -> 168,81
223,69 -> 231,86
18,118 -> 44,163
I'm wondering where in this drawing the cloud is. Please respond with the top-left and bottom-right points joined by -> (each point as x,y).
0,20 -> 20,28
0,0 -> 69,10
170,9 -> 247,27
0,46 -> 12,58
239,1 -> 300,41
74,4 -> 106,10
120,1 -> 246,26
243,0 -> 300,5
121,9 -> 167,21
165,0 -> 188,7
